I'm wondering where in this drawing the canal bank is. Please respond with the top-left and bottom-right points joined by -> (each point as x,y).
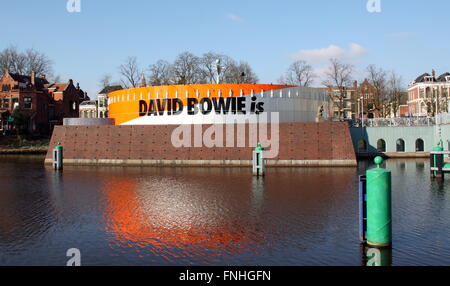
350,120 -> 450,158
0,137 -> 49,154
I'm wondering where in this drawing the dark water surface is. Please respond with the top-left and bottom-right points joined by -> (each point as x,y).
0,155 -> 449,266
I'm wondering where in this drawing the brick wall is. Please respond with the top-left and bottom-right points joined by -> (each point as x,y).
46,122 -> 356,164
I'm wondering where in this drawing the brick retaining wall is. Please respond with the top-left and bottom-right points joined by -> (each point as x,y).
45,122 -> 356,166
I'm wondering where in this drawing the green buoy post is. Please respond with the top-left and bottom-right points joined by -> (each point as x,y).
253,143 -> 265,177
431,142 -> 444,179
366,156 -> 392,248
53,142 -> 63,170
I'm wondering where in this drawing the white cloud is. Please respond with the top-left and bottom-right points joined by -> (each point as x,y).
226,13 -> 243,23
290,43 -> 367,64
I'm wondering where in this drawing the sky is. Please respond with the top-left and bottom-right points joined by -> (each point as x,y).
1,0 -> 450,98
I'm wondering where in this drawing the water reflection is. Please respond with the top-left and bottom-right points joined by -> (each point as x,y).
0,156 -> 449,265
99,166 -> 356,265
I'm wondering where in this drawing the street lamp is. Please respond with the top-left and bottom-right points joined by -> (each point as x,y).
360,96 -> 364,127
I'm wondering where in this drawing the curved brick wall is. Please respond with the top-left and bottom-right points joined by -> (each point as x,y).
45,122 -> 356,166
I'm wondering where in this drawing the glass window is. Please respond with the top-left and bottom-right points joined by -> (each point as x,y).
396,139 -> 405,152
377,139 -> 386,152
416,139 -> 424,152
358,140 -> 367,153
12,98 -> 19,109
3,98 -> 9,108
24,97 -> 32,109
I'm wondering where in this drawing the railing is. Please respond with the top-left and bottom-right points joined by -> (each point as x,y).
349,117 -> 436,127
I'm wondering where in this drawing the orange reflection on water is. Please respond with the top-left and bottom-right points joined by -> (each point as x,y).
101,176 -> 248,259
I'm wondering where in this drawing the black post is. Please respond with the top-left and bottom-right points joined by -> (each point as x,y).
359,175 -> 367,243
437,153 -> 444,179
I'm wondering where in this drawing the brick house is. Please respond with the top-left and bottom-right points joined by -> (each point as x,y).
0,69 -> 89,135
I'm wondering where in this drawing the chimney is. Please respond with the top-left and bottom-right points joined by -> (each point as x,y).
69,79 -> 73,85
76,82 -> 80,90
31,71 -> 36,86
432,69 -> 436,78
353,80 -> 358,89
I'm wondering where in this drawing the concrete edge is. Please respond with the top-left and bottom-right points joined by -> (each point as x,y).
44,158 -> 357,167
357,152 -> 430,158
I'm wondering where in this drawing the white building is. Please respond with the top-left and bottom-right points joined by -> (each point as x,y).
98,86 -> 123,119
79,100 -> 98,118
408,71 -> 450,117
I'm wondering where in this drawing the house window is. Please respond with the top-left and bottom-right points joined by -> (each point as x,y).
24,97 -> 32,109
3,98 -> 9,108
12,98 -> 19,109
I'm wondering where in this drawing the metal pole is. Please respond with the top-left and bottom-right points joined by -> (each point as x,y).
361,97 -> 365,127
366,157 -> 392,248
359,175 -> 367,243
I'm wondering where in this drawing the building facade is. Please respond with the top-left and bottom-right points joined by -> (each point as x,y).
0,69 -> 89,135
79,100 -> 98,118
108,84 -> 330,125
407,71 -> 450,117
324,81 -> 358,120
98,85 -> 122,119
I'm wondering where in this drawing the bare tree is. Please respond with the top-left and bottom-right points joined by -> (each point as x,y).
172,52 -> 201,84
50,75 -> 63,83
366,64 -> 388,117
99,74 -> 112,89
224,61 -> 259,84
278,60 -> 315,86
387,71 -> 404,117
199,52 -> 234,84
322,58 -> 354,120
148,60 -> 173,86
119,56 -> 141,88
0,46 -> 52,77
24,48 -> 52,76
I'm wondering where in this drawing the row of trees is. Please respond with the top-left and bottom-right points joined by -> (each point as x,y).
279,58 -> 405,119
110,52 -> 260,89
0,46 -> 53,79
0,46 -> 405,120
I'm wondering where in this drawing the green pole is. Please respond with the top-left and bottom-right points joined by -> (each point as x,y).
432,142 -> 443,177
366,156 -> 392,247
254,143 -> 265,177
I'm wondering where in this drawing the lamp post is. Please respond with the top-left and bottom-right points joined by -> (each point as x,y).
361,96 -> 365,127
357,98 -> 360,126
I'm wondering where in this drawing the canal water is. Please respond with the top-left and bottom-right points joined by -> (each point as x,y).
0,155 -> 449,266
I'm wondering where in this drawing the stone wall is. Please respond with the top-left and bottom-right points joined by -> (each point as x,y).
45,122 -> 356,166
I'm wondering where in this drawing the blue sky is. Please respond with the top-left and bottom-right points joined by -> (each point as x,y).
2,0 -> 449,98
